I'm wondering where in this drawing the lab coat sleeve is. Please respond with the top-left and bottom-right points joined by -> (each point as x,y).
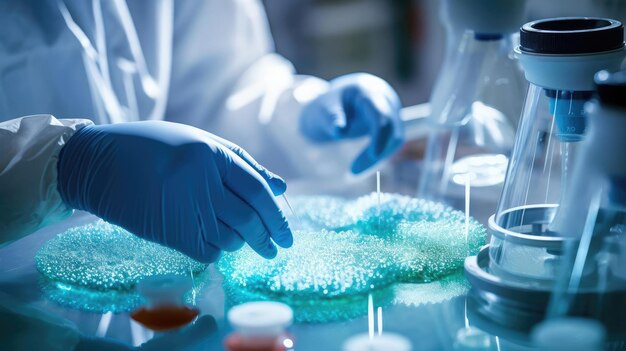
0,115 -> 93,244
221,55 -> 362,180
165,0 -> 361,181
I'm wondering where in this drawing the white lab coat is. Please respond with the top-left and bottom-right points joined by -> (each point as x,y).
0,0 -> 357,243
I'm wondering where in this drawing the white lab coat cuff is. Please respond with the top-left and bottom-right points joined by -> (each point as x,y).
0,115 -> 93,244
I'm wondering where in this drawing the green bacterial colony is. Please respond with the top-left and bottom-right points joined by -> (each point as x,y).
35,220 -> 207,312
218,193 -> 486,321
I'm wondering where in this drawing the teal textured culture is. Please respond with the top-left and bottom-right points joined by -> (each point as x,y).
35,221 -> 207,312
218,193 -> 486,322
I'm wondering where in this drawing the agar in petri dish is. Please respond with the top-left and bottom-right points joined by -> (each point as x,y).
35,220 -> 208,313
219,193 -> 486,322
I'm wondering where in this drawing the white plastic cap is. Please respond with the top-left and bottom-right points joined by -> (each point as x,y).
342,333 -> 412,351
136,274 -> 192,307
446,0 -> 527,35
516,47 -> 626,90
227,301 -> 293,337
532,318 -> 606,351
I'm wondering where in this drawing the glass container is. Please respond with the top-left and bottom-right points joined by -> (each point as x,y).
418,0 -> 527,209
488,18 -> 626,287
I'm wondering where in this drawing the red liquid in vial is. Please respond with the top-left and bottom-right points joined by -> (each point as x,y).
224,333 -> 295,351
131,305 -> 200,331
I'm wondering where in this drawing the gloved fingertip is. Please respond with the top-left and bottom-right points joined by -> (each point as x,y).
193,247 -> 222,264
350,164 -> 365,175
371,121 -> 396,156
350,155 -> 374,174
262,243 -> 278,259
259,168 -> 286,196
276,229 -> 294,249
270,177 -> 287,196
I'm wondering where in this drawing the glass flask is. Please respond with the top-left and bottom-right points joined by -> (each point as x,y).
418,0 -> 527,209
545,70 -> 626,332
488,18 -> 626,287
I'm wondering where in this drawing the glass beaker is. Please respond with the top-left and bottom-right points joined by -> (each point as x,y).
418,0 -> 527,209
545,70 -> 626,332
489,18 -> 626,287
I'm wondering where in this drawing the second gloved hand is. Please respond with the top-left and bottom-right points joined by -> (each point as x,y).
57,121 -> 292,263
299,73 -> 404,174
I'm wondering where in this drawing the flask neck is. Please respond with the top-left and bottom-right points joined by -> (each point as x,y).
474,33 -> 504,41
457,31 -> 513,56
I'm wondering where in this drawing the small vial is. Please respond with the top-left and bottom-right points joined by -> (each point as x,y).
342,333 -> 412,351
532,318 -> 606,351
225,301 -> 295,351
131,275 -> 199,331
453,327 -> 491,350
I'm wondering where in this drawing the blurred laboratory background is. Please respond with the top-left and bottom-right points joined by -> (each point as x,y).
263,0 -> 626,107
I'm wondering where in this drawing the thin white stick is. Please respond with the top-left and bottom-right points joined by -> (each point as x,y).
464,297 -> 470,329
368,294 -> 375,340
189,263 -> 196,305
377,306 -> 383,336
377,171 -> 381,235
130,319 -> 153,346
465,175 -> 470,244
95,311 -> 113,337
282,193 -> 301,227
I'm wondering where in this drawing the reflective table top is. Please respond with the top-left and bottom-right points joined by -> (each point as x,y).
0,173 -> 561,351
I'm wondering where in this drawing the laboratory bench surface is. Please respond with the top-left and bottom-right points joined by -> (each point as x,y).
0,210 -> 561,351
0,173 -> 564,351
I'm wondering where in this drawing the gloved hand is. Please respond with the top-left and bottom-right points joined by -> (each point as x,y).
57,121 -> 292,263
299,73 -> 404,174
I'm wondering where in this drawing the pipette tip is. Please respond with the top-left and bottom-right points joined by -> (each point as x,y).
282,193 -> 302,228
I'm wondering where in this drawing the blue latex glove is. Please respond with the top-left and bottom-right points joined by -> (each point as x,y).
299,73 -> 404,174
58,121 -> 292,263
